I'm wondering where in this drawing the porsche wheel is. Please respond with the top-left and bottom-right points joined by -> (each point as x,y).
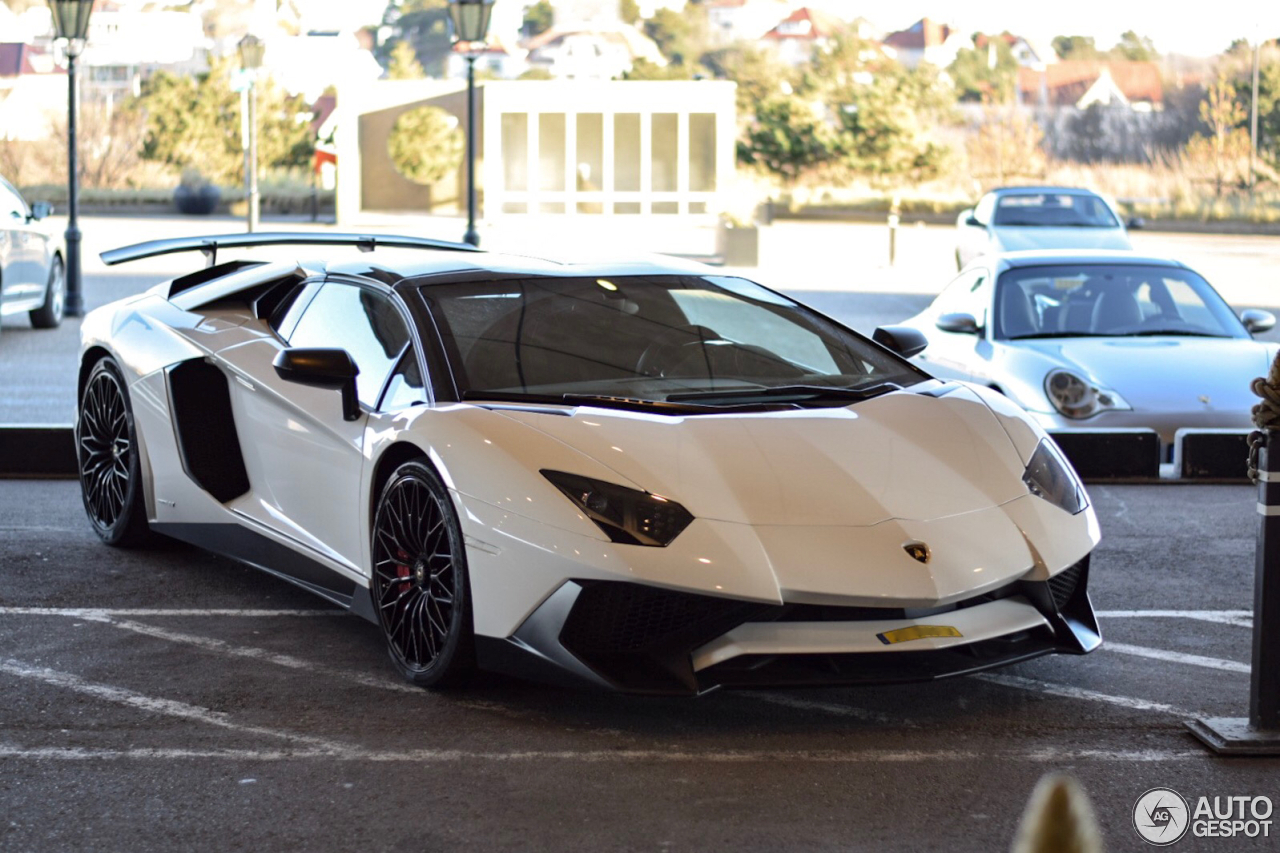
77,358 -> 151,546
30,255 -> 65,329
371,460 -> 474,687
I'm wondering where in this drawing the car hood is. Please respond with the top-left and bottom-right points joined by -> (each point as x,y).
992,227 -> 1132,253
1016,337 -> 1272,412
493,386 -> 1028,527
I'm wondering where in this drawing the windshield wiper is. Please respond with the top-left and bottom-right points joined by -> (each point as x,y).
666,382 -> 900,404
1126,329 -> 1229,338
1007,331 -> 1106,340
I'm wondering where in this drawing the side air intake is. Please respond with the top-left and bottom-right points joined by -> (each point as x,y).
167,359 -> 250,503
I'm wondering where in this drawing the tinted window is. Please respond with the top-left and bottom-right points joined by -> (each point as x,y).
380,348 -> 428,410
994,264 -> 1245,340
289,283 -> 412,407
992,193 -> 1118,228
423,275 -> 923,404
271,281 -> 321,340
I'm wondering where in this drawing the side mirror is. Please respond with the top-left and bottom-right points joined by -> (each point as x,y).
964,215 -> 982,228
272,347 -> 361,421
1126,216 -> 1145,230
1241,309 -> 1276,334
29,201 -> 53,221
936,312 -> 980,334
872,325 -> 928,358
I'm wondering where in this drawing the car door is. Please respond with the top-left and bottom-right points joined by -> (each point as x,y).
0,180 -> 36,309
220,277 -> 413,574
914,268 -> 991,381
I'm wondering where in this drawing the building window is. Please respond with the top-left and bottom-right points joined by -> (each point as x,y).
614,113 -> 641,193
689,113 -> 716,192
651,113 -> 678,193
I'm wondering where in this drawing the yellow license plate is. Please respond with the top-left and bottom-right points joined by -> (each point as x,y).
877,625 -> 962,645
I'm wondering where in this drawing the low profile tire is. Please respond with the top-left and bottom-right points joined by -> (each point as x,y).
30,255 -> 65,329
371,460 -> 475,688
77,357 -> 151,547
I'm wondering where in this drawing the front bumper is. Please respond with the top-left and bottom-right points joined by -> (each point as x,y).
475,555 -> 1100,695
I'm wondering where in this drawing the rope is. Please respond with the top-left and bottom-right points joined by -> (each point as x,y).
1248,355 -> 1280,482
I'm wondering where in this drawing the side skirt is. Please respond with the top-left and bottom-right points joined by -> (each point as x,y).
152,522 -> 378,624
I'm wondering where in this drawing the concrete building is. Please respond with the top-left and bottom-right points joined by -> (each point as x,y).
333,79 -> 736,225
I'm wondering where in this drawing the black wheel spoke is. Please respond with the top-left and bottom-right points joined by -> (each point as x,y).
372,472 -> 461,674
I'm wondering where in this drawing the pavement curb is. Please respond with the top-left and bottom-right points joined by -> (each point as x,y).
0,426 -> 77,478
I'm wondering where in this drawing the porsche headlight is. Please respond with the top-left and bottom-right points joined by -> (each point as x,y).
1023,440 -> 1086,514
1044,369 -> 1130,419
542,470 -> 694,547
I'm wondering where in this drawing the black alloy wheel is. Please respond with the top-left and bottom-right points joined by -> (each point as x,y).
371,460 -> 474,687
77,358 -> 150,546
30,255 -> 65,328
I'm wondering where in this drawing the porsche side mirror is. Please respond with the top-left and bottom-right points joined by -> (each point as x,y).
1126,216 -> 1145,230
936,313 -> 980,334
964,215 -> 982,228
1241,309 -> 1277,334
29,201 -> 53,221
872,325 -> 928,358
273,347 -> 361,421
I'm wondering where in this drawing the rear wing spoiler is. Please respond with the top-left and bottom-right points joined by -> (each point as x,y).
100,232 -> 480,268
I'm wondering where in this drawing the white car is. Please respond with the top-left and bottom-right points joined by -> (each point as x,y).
77,233 -> 1101,694
1,175 -> 65,334
955,186 -> 1138,270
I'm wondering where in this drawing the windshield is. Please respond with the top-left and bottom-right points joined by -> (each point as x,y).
994,264 -> 1247,340
422,275 -> 925,408
991,193 -> 1118,228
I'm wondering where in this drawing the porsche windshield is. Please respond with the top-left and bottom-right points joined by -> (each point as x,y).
423,275 -> 924,407
992,193 -> 1118,228
994,264 -> 1247,340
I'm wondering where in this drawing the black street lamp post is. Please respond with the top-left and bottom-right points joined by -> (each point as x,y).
238,34 -> 266,233
48,0 -> 94,318
447,0 -> 494,247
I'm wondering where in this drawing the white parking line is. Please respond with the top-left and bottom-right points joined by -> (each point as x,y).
0,659 -> 352,754
1098,610 -> 1253,629
0,608 -> 342,617
974,673 -> 1195,716
1104,642 -> 1250,674
98,618 -> 423,695
0,743 -> 1209,763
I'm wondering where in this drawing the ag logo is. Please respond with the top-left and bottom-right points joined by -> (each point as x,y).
903,541 -> 930,564
1133,787 -> 1190,846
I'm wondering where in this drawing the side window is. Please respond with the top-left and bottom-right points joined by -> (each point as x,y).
379,348 -> 428,410
271,281 -> 322,340
932,270 -> 985,318
288,282 -> 412,408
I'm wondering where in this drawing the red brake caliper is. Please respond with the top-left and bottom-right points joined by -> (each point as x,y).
396,548 -> 412,595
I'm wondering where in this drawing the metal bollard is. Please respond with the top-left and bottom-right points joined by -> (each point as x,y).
1187,430 -> 1280,753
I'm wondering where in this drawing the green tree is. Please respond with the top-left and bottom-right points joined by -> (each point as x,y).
736,96 -> 840,183
1052,35 -> 1098,61
621,58 -> 693,80
386,0 -> 453,77
387,106 -> 465,185
1112,30 -> 1158,61
135,55 -> 313,186
386,39 -> 426,79
619,0 -> 640,26
831,65 -> 950,184
949,36 -> 1019,103
1187,70 -> 1249,196
702,45 -> 796,115
523,0 -> 553,37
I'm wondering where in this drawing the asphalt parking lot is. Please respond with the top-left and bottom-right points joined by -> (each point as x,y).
4,218 -> 1280,850
1,479 -> 1277,851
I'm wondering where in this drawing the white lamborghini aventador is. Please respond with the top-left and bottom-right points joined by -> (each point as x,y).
76,233 -> 1101,694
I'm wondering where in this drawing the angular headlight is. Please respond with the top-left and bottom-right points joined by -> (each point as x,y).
1023,440 -> 1087,514
542,470 -> 694,547
1044,369 -> 1130,419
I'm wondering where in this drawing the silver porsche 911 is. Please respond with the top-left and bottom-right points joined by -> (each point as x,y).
901,250 -> 1278,467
